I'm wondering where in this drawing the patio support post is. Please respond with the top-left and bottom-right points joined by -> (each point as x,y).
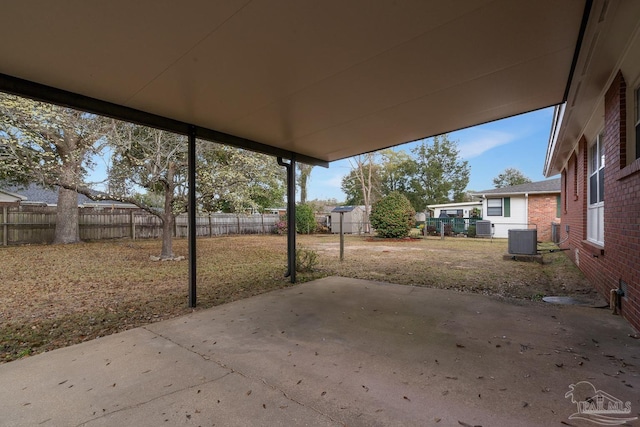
188,126 -> 197,307
277,156 -> 296,283
340,211 -> 344,261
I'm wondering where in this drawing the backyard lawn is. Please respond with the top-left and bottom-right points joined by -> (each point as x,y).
0,234 -> 596,363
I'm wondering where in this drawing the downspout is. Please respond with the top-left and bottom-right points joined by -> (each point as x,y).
525,193 -> 529,229
277,156 -> 296,283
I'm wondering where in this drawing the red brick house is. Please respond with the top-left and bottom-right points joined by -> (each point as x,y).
544,1 -> 640,331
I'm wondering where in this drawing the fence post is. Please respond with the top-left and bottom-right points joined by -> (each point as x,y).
208,214 -> 212,237
237,215 -> 240,234
2,206 -> 7,246
130,211 -> 136,240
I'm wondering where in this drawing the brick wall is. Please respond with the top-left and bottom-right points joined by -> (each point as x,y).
560,72 -> 640,332
527,194 -> 560,241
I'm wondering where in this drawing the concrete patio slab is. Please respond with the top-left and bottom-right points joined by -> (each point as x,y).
1,277 -> 638,426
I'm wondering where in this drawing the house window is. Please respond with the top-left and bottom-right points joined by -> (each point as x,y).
587,132 -> 605,245
487,198 -> 502,216
442,209 -> 463,217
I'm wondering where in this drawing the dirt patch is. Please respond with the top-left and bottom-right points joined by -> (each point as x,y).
1,234 -> 599,363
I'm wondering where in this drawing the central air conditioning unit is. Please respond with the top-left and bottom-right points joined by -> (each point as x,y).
508,229 -> 538,255
475,220 -> 492,237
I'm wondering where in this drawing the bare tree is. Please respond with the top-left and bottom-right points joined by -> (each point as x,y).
296,163 -> 314,204
348,153 -> 379,233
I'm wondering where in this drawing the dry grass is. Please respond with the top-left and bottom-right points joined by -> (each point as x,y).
1,234 -> 595,363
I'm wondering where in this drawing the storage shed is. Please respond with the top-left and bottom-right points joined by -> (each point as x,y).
330,206 -> 367,234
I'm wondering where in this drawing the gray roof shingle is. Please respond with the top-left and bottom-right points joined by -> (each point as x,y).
472,178 -> 560,196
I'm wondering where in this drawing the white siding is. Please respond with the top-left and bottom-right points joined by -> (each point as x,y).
482,196 -> 529,238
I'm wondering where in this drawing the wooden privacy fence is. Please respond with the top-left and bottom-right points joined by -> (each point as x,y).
0,206 -> 279,246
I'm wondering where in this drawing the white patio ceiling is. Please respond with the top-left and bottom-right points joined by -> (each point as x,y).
0,0 -> 588,166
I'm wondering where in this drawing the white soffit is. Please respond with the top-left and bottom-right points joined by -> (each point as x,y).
0,0 -> 586,163
546,0 -> 640,176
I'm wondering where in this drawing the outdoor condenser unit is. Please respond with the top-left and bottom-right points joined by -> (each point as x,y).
508,229 -> 538,255
475,220 -> 492,237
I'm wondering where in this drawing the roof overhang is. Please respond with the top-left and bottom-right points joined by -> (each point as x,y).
544,0 -> 640,176
426,201 -> 482,210
0,1 -> 589,166
0,189 -> 27,202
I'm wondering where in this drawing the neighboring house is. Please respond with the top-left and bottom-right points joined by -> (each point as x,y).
0,189 -> 26,206
543,1 -> 640,332
330,206 -> 367,234
3,183 -> 137,209
426,201 -> 482,219
472,179 -> 561,241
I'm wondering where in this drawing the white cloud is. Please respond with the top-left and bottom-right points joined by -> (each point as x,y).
322,174 -> 345,189
457,129 -> 518,159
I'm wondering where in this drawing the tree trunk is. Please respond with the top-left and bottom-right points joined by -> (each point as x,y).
53,186 -> 80,244
160,213 -> 175,259
160,176 -> 175,259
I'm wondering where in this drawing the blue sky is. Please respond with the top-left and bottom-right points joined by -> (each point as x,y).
305,107 -> 556,202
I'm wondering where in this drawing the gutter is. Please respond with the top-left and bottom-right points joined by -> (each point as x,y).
543,103 -> 566,177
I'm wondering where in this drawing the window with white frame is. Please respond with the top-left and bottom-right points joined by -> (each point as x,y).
487,198 -> 502,216
587,132 -> 605,245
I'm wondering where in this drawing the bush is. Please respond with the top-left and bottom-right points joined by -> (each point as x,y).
277,204 -> 317,234
295,203 -> 316,234
296,247 -> 319,272
273,220 -> 287,235
370,192 -> 416,238
467,225 -> 476,238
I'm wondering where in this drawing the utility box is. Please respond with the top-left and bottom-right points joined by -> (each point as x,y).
476,220 -> 492,237
508,229 -> 537,255
551,222 -> 560,243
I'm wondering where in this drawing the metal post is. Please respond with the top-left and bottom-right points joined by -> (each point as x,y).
277,156 -> 296,283
340,211 -> 344,261
188,126 -> 197,308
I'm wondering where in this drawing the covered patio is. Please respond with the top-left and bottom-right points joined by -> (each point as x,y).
5,1 -> 638,425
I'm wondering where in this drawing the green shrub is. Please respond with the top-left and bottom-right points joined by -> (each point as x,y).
296,247 -> 319,272
370,192 -> 416,238
467,225 -> 476,238
295,203 -> 316,234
